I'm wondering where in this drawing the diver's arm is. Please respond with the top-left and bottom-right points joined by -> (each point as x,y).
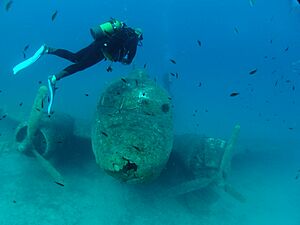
127,43 -> 137,64
121,39 -> 138,65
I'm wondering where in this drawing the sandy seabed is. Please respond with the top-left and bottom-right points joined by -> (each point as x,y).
0,124 -> 299,225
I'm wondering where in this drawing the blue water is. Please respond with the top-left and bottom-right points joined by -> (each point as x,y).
0,0 -> 299,224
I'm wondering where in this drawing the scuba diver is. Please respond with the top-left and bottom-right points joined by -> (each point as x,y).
290,0 -> 300,10
12,18 -> 143,114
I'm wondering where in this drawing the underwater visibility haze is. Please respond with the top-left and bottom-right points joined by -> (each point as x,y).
0,0 -> 300,224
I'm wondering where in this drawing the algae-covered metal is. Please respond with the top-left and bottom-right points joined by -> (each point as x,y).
92,69 -> 173,183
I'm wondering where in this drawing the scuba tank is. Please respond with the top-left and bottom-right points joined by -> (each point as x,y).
90,18 -> 124,41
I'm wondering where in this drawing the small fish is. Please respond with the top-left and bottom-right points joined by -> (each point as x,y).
5,0 -> 13,11
292,85 -> 295,91
197,40 -> 201,47
19,102 -> 23,107
168,97 -> 172,100
13,200 -> 16,203
57,141 -> 63,144
230,92 -> 239,97
101,131 -> 108,137
38,81 -> 42,84
121,78 -> 127,83
169,59 -> 176,64
106,65 -> 113,72
143,64 -> 147,68
35,108 -> 41,112
135,79 -> 138,86
270,40 -> 273,44
84,93 -> 89,96
234,27 -> 239,34
175,72 -> 179,79
295,175 -> 299,180
284,47 -> 289,52
23,44 -> 30,52
22,52 -> 26,59
132,145 -> 141,151
285,80 -> 291,83
2,114 -> 7,119
0,90 -> 2,93
51,10 -> 58,21
275,80 -> 278,86
249,0 -> 256,7
54,181 -> 64,187
198,82 -> 202,87
288,127 -> 294,130
249,69 -> 257,75
170,72 -> 176,77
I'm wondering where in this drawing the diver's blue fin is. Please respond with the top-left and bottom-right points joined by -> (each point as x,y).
47,78 -> 55,115
13,44 -> 47,75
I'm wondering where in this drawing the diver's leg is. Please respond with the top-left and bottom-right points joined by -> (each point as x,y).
48,40 -> 104,63
47,48 -> 79,63
54,56 -> 104,81
72,40 -> 104,60
47,45 -> 104,115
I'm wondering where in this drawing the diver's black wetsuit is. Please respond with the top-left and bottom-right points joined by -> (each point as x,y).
48,26 -> 139,80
